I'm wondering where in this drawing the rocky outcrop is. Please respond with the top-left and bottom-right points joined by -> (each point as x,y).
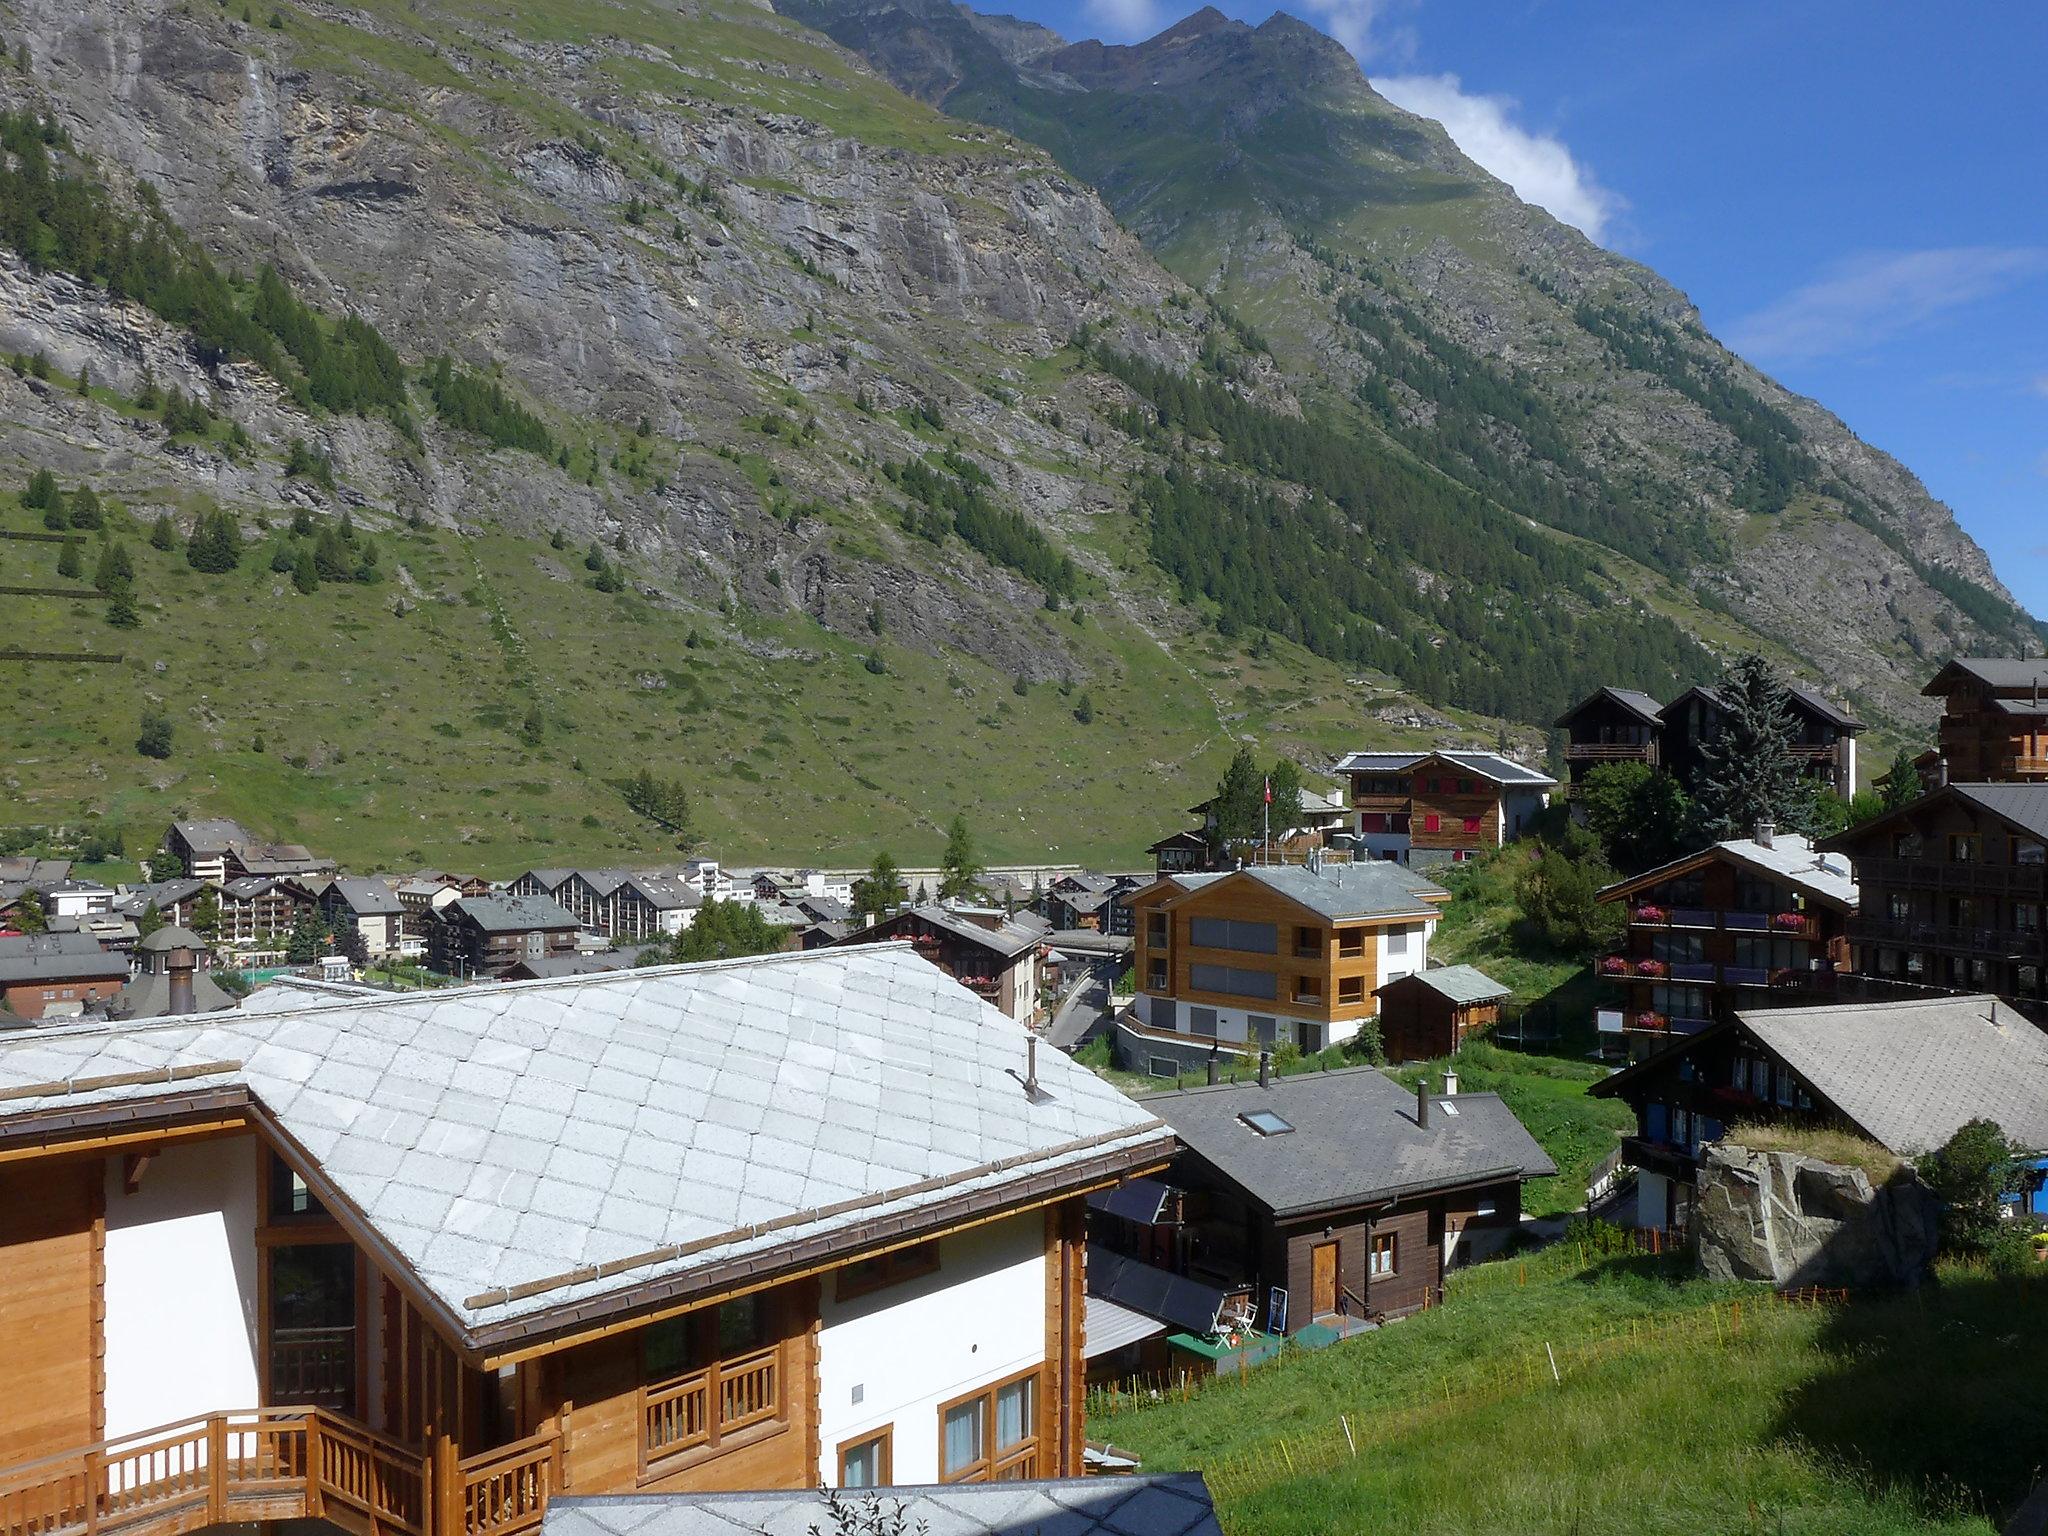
1694,1143 -> 1939,1289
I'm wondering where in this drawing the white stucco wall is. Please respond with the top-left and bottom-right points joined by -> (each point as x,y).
816,1213 -> 1048,1486
102,1136 -> 261,1437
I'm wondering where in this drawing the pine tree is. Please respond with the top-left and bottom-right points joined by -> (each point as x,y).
293,546 -> 319,594
1691,652 -> 1804,841
1208,744 -> 1265,853
286,907 -> 325,964
149,513 -> 178,551
1881,746 -> 1923,812
67,485 -> 101,528
1267,758 -> 1304,834
136,708 -> 174,759
136,901 -> 166,940
939,815 -> 982,901
14,891 -> 47,934
189,887 -> 221,938
106,587 -> 139,628
94,541 -> 133,594
22,467 -> 59,509
853,852 -> 908,923
55,539 -> 82,580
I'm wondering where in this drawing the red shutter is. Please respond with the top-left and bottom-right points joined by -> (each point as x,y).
1463,815 -> 1482,834
1424,814 -> 1441,834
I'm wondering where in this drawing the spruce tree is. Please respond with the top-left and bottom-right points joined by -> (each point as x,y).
293,546 -> 320,594
106,587 -> 140,628
150,513 -> 178,551
1691,652 -> 1803,841
136,901 -> 166,940
67,485 -> 101,528
56,538 -> 82,580
939,816 -> 982,901
853,851 -> 908,923
94,541 -> 133,594
1208,744 -> 1265,853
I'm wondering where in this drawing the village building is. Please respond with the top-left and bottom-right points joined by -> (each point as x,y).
113,925 -> 239,1020
1095,1064 -> 1552,1338
1553,682 -> 1861,799
1915,658 -> 2048,786
1819,782 -> 2048,1023
428,892 -> 581,977
832,904 -> 1044,1025
1371,964 -> 1509,1062
114,877 -> 211,931
0,931 -> 128,1021
159,818 -> 335,883
32,877 -> 117,921
1119,859 -> 1449,1073
1334,749 -> 1556,867
1552,687 -> 1666,793
509,869 -> 704,942
320,877 -> 408,962
397,878 -> 465,951
0,947 -> 1170,1521
215,875 -> 323,952
1595,824 -> 1857,1058
1591,995 -> 2048,1234
1145,830 -> 1215,878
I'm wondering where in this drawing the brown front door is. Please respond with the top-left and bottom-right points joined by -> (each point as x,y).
0,1160 -> 99,1464
1310,1240 -> 1338,1319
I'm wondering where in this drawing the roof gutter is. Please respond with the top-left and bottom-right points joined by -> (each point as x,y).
1268,1162 -> 1532,1224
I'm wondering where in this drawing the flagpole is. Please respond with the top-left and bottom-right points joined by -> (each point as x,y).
1263,775 -> 1271,864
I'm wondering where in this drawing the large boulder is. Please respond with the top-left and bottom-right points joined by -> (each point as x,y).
1694,1142 -> 1940,1288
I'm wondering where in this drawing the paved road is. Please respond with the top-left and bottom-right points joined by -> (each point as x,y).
1046,968 -> 1111,1051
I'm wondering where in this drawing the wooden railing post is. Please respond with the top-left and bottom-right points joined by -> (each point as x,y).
207,1416 -> 227,1524
305,1413 -> 326,1520
83,1448 -> 101,1536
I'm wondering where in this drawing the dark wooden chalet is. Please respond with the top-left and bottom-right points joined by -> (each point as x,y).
1372,965 -> 1508,1062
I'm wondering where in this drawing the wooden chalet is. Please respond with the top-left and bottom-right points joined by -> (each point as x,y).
1102,1065 -> 1552,1336
1591,995 -> 2048,1234
831,904 -> 1044,1025
1372,964 -> 1508,1062
1553,687 -> 1665,792
0,948 -> 1174,1536
1920,658 -> 2048,784
428,894 -> 581,978
160,819 -> 335,884
1594,824 -> 1857,1058
1819,782 -> 2048,1023
1332,749 -> 1555,867
1660,683 -> 1862,799
1119,859 -> 1449,1071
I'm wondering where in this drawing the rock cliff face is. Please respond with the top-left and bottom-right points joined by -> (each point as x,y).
1694,1143 -> 1938,1289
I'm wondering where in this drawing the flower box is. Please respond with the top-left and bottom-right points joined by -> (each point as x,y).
1636,958 -> 1669,978
1770,912 -> 1808,932
1633,904 -> 1669,925
1600,956 -> 1632,976
1635,1011 -> 1668,1031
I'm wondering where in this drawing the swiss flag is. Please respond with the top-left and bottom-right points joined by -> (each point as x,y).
1263,776 -> 1272,804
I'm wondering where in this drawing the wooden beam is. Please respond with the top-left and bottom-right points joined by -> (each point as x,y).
122,1150 -> 154,1195
0,1115 -> 252,1165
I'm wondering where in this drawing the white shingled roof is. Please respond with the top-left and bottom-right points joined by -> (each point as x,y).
0,948 -> 1168,1343
1740,996 -> 2048,1155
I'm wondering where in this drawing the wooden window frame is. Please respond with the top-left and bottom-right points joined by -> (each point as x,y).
1337,929 -> 1365,958
1336,976 -> 1364,1005
1370,1232 -> 1397,1278
937,1365 -> 1044,1484
837,1426 -> 894,1488
835,1240 -> 941,1302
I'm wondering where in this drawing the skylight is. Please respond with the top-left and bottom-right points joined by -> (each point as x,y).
1240,1109 -> 1294,1136
1439,1102 -> 1460,1116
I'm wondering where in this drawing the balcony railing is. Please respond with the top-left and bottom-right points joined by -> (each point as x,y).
1624,1012 -> 1715,1035
1856,857 -> 2046,897
1565,743 -> 1656,761
270,1327 -> 356,1414
1630,905 -> 1816,938
640,1345 -> 783,1472
1848,917 -> 2044,960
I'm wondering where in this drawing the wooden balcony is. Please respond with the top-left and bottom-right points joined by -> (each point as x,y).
0,1409 -> 557,1536
640,1346 -> 783,1474
270,1326 -> 356,1414
1855,857 -> 2047,898
1564,743 -> 1656,762
1849,916 -> 2045,961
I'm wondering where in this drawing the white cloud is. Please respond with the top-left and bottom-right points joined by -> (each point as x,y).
1372,72 -> 1624,244
1293,0 -> 1417,65
2030,372 -> 2048,398
1724,247 -> 2048,364
1082,0 -> 1165,43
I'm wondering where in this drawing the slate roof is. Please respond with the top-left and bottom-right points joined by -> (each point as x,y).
1168,862 -> 1446,923
137,925 -> 207,952
1554,686 -> 1664,728
328,877 -> 404,917
1142,1067 -> 1554,1218
448,893 -> 580,934
1738,996 -> 2048,1155
115,879 -> 208,913
1330,748 -> 1555,787
170,818 -> 252,855
854,904 -> 1044,959
1783,682 -> 1863,730
0,933 -> 128,986
540,1478 -> 1222,1536
1601,831 -> 1857,911
0,947 -> 1169,1342
115,969 -> 238,1020
1382,964 -> 1509,1005
0,857 -> 71,884
514,869 -> 575,894
1923,658 -> 2048,696
1953,784 -> 2048,841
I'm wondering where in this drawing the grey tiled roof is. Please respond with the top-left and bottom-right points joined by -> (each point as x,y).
1601,832 -> 1857,911
0,934 -> 128,985
137,925 -> 207,952
0,948 -> 1168,1338
1387,964 -> 1509,1004
1738,995 -> 2048,1155
171,818 -> 252,855
449,893 -> 579,933
116,879 -> 209,912
1141,1067 -> 1554,1217
1552,686 -> 1665,728
1229,862 -> 1446,922
328,877 -> 404,916
1925,658 -> 2048,695
1330,748 -> 1555,787
540,1477 -> 1221,1536
1953,784 -> 2048,842
114,969 -> 238,1019
1783,682 -> 1862,730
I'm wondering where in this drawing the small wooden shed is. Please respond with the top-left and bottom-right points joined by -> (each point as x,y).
1374,964 -> 1509,1061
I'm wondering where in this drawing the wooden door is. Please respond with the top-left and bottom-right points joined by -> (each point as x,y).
0,1160 -> 100,1463
1310,1241 -> 1337,1319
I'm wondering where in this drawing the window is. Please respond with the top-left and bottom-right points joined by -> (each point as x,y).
1887,892 -> 1912,922
839,1430 -> 892,1488
1188,963 -> 1277,1000
1294,925 -> 1321,958
1188,917 -> 1278,954
1240,1109 -> 1294,1136
1293,975 -> 1323,1003
1146,913 -> 1167,947
1462,816 -> 1482,835
1147,961 -> 1167,990
1950,835 -> 1981,863
939,1369 -> 1041,1483
643,1296 -> 766,1383
1359,813 -> 1388,835
1893,832 -> 1924,858
267,1153 -> 329,1222
2018,840 -> 2047,866
1337,976 -> 1364,1004
1370,1234 -> 1397,1277
1457,779 -> 1474,795
1423,814 -> 1442,834
1338,929 -> 1365,958
1385,926 -> 1410,957
837,1241 -> 940,1301
1248,1015 -> 1277,1045
1188,1006 -> 1218,1035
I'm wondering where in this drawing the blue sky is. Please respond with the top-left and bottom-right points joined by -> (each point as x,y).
993,0 -> 2048,618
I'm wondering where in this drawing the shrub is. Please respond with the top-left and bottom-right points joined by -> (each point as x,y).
136,708 -> 174,758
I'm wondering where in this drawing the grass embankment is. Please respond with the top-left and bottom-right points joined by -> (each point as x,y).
1092,1243 -> 2048,1535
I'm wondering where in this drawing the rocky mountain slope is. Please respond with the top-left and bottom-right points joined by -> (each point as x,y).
0,0 -> 2029,867
781,0 -> 2038,722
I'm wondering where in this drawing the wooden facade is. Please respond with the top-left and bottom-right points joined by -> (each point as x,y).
1553,688 -> 1663,791
1923,662 -> 2048,784
0,1116 -> 1105,1536
1372,974 -> 1502,1062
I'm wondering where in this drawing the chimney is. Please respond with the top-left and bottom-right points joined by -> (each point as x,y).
1024,1037 -> 1039,1098
1257,1049 -> 1271,1089
1205,1053 -> 1219,1087
1754,820 -> 1774,849
1443,1068 -> 1460,1097
167,947 -> 196,1017
1416,1079 -> 1430,1129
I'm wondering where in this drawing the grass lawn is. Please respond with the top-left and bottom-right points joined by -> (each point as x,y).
1090,1244 -> 2048,1535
